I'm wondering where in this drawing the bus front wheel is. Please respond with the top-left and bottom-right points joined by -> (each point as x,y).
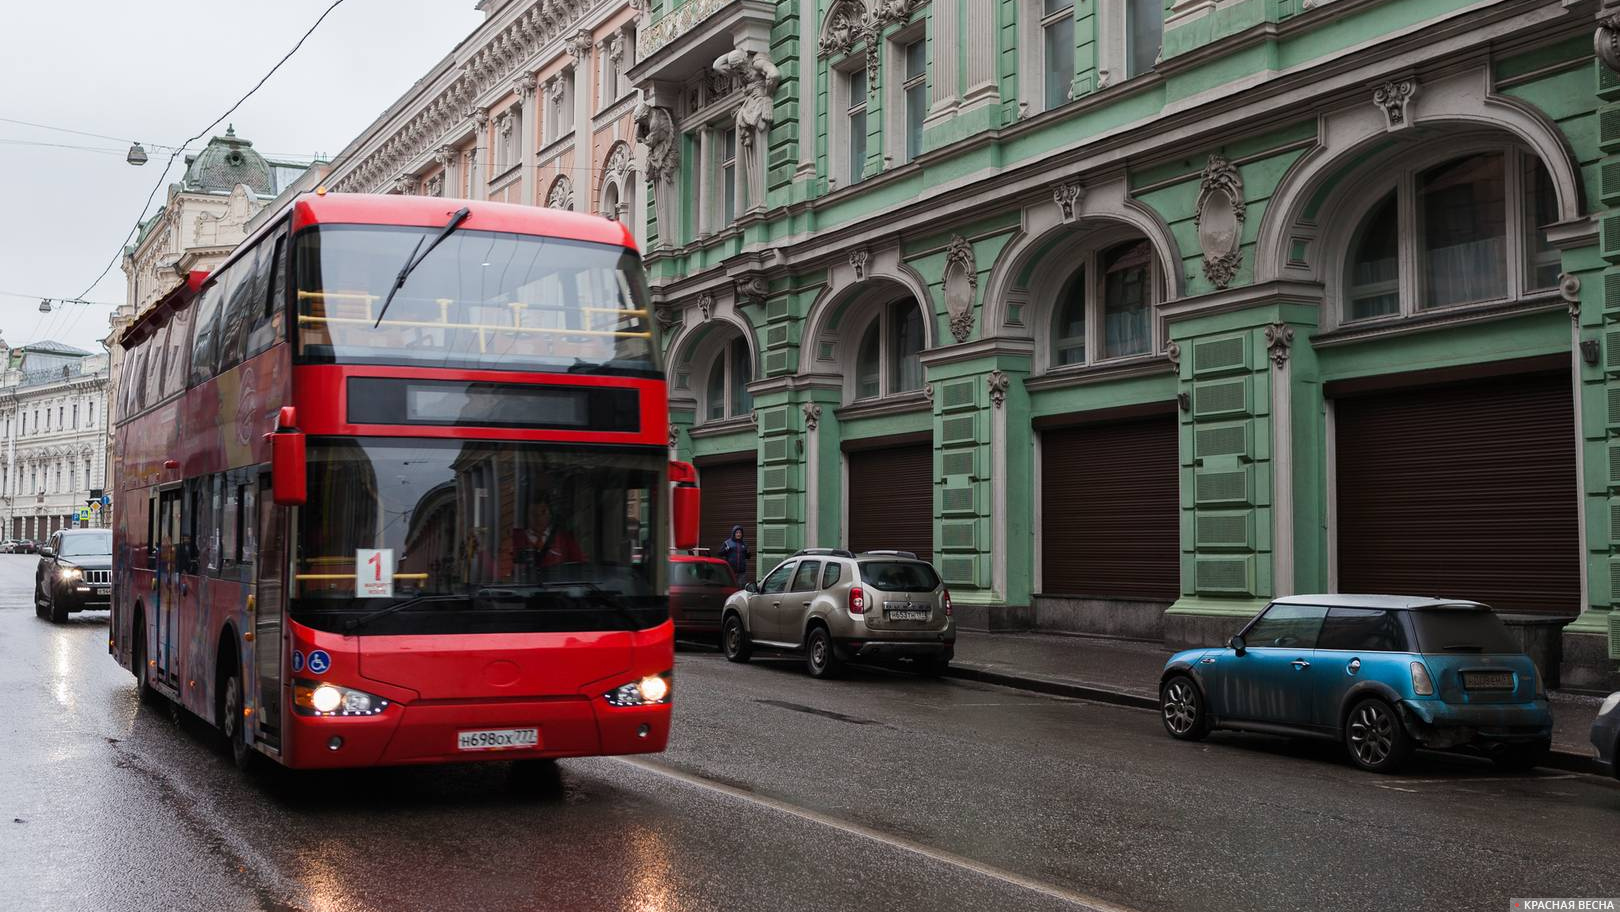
217,649 -> 258,773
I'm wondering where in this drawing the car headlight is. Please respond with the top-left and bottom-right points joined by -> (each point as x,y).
59,567 -> 82,581
293,680 -> 388,716
1600,692 -> 1620,717
604,673 -> 672,707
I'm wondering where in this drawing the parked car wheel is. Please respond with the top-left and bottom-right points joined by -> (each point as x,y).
722,614 -> 752,664
805,626 -> 842,679
1344,698 -> 1412,773
1160,675 -> 1211,741
1489,739 -> 1550,773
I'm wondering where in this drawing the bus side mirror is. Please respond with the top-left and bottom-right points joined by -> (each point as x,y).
672,486 -> 700,551
272,430 -> 307,505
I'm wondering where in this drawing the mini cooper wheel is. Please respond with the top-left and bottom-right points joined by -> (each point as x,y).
1344,698 -> 1412,773
722,614 -> 752,663
805,626 -> 842,679
1160,675 -> 1210,741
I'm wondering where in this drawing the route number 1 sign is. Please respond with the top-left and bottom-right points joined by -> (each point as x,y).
356,549 -> 395,598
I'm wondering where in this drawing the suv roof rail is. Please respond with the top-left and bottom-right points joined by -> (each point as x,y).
860,549 -> 918,559
793,548 -> 856,558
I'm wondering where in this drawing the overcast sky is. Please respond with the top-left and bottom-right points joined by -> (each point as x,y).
0,0 -> 485,354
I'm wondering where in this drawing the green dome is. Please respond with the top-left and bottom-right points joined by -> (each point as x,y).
181,125 -> 273,195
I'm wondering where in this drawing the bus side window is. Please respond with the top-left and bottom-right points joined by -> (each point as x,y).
161,306 -> 191,397
150,321 -> 173,404
248,233 -> 287,358
188,282 -> 225,387
216,255 -> 257,375
127,342 -> 150,415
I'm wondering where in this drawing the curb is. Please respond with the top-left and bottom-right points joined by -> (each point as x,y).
945,662 -> 1607,778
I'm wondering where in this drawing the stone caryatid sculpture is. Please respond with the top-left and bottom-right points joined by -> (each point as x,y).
634,100 -> 679,247
713,49 -> 780,214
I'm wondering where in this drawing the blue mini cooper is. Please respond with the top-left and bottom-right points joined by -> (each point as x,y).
1159,595 -> 1553,773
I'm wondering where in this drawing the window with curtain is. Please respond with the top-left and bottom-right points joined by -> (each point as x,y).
1126,0 -> 1162,79
720,128 -> 738,222
1047,237 -> 1158,368
1102,241 -> 1152,358
856,322 -> 881,399
1042,0 -> 1074,112
1340,147 -> 1558,325
848,68 -> 868,185
704,336 -> 754,422
903,39 -> 926,164
889,300 -> 925,392
1053,268 -> 1086,366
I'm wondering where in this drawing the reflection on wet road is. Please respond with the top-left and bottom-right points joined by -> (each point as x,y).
0,555 -> 1614,912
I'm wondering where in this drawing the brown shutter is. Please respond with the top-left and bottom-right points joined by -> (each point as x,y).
1040,416 -> 1179,599
847,444 -> 933,562
1334,371 -> 1578,616
696,456 -> 757,566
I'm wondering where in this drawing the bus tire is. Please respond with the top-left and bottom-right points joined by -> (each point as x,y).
131,610 -> 156,706
217,643 -> 257,773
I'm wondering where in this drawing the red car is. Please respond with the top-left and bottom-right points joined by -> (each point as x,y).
669,554 -> 740,642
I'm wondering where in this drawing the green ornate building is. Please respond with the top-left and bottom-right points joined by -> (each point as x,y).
628,0 -> 1620,688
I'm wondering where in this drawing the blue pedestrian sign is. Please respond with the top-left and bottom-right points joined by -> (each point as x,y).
307,650 -> 331,675
100,494 -> 111,507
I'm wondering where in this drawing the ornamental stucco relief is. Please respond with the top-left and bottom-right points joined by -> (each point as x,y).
1194,155 -> 1245,290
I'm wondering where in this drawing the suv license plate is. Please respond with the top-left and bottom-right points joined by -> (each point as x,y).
1464,672 -> 1514,690
457,728 -> 540,751
887,610 -> 930,621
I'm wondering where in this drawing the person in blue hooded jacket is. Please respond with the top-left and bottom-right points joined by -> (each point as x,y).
718,525 -> 750,584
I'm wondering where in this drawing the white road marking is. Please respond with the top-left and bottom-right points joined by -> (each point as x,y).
1376,774 -> 1579,787
620,756 -> 1139,912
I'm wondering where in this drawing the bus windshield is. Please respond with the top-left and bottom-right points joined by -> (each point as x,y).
292,438 -> 666,635
294,225 -> 659,375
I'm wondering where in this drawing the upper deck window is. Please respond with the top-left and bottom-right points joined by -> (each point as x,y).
294,226 -> 659,376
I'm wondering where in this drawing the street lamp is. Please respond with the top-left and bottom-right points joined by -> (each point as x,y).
126,142 -> 148,166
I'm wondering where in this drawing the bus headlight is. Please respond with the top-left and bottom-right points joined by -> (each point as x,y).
293,680 -> 388,716
605,673 -> 672,707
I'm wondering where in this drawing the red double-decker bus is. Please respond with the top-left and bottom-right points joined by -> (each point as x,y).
110,192 -> 699,772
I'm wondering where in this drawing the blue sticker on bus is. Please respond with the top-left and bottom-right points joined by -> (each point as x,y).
307,650 -> 331,675
291,650 -> 304,673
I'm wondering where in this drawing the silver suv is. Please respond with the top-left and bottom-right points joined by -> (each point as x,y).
721,549 -> 956,678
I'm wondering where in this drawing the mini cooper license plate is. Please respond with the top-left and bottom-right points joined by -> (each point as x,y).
456,728 -> 540,751
1464,671 -> 1514,690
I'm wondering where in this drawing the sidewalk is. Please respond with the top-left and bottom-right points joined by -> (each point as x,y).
947,630 -> 1607,774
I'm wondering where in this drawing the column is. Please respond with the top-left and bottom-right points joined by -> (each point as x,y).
923,0 -> 961,126
515,73 -> 538,205
470,108 -> 490,201
960,0 -> 997,109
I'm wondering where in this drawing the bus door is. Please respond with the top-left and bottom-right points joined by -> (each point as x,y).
253,474 -> 287,748
156,488 -> 183,686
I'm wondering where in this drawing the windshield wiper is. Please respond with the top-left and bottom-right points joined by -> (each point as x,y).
343,594 -> 468,633
373,206 -> 472,328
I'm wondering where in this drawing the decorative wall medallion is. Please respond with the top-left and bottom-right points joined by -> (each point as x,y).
986,370 -> 1010,409
1052,181 -> 1084,224
1598,15 -> 1620,73
922,384 -> 934,402
546,175 -> 574,210
817,0 -> 923,86
850,248 -> 870,280
1194,155 -> 1245,290
669,426 -> 679,448
1560,272 -> 1582,320
1372,78 -> 1418,131
698,292 -> 714,322
425,173 -> 444,197
817,0 -> 866,57
1165,341 -> 1181,368
802,402 -> 823,431
943,235 -> 977,343
1264,322 -> 1294,368
734,275 -> 769,307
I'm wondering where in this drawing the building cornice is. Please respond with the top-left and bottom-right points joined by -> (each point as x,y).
833,390 -> 930,421
918,337 -> 1036,368
1159,280 -> 1326,324
1022,356 -> 1175,393
1308,294 -> 1566,349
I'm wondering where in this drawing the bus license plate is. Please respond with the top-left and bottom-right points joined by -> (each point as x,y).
456,728 -> 540,751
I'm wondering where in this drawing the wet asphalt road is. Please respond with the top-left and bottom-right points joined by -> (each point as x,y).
0,553 -> 1616,912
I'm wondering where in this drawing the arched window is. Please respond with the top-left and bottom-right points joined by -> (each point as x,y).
1341,147 -> 1557,324
850,299 -> 927,401
1047,238 -> 1158,368
703,336 -> 753,422
602,183 -> 621,221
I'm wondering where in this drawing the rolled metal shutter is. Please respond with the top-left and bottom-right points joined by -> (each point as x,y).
697,457 -> 757,568
1040,416 -> 1179,599
847,444 -> 934,562
1334,371 -> 1578,615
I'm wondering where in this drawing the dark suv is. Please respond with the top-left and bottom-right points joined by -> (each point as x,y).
35,529 -> 113,623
